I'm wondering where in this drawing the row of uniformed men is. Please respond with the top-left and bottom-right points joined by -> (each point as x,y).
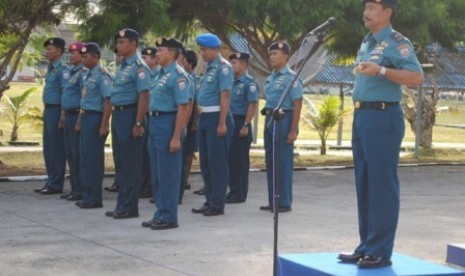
34,28 -> 303,230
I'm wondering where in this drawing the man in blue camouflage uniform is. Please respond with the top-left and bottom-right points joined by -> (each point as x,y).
226,52 -> 258,204
75,43 -> 112,209
59,42 -> 85,201
34,37 -> 67,195
338,0 -> 423,268
105,28 -> 150,219
260,41 -> 303,213
141,38 -> 189,230
192,33 -> 234,216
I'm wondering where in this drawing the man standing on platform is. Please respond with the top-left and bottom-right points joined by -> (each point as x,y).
141,38 -> 188,230
75,42 -> 112,209
226,52 -> 258,204
191,33 -> 234,216
259,41 -> 303,213
60,42 -> 85,201
34,37 -> 67,195
338,0 -> 423,268
105,28 -> 150,219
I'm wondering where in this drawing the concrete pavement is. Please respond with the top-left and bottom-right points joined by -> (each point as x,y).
1,165 -> 464,275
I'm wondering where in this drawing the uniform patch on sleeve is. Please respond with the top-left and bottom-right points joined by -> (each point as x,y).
178,81 -> 186,90
104,78 -> 110,86
138,70 -> 146,80
249,83 -> 257,93
63,72 -> 70,79
222,66 -> 229,75
293,80 -> 298,88
397,44 -> 411,58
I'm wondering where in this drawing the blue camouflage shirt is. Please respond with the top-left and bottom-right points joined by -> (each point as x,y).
353,24 -> 423,102
230,72 -> 259,116
197,54 -> 233,107
43,59 -> 67,105
264,64 -> 303,110
81,64 -> 112,112
61,63 -> 85,109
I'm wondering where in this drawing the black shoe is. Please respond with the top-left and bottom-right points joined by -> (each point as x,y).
259,205 -> 272,211
357,256 -> 392,268
192,205 -> 209,214
139,193 -> 152,199
151,220 -> 179,230
193,188 -> 205,195
112,211 -> 139,219
203,208 -> 224,216
66,195 -> 83,201
149,198 -> 154,204
226,198 -> 245,204
184,184 -> 191,190
338,252 -> 364,264
104,185 -> 119,192
141,219 -> 158,228
277,206 -> 292,213
40,188 -> 63,195
60,192 -> 73,199
78,202 -> 103,209
34,186 -> 46,193
105,210 -> 115,217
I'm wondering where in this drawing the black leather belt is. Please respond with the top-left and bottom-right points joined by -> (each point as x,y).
261,108 -> 292,116
149,111 -> 177,117
80,109 -> 103,115
112,103 -> 138,111
354,101 -> 399,110
64,108 -> 80,115
44,104 -> 61,108
233,115 -> 246,119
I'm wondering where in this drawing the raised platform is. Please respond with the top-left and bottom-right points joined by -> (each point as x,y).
447,244 -> 465,267
278,252 -> 465,276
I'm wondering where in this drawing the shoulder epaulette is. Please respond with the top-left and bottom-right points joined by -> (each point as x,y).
390,31 -> 405,42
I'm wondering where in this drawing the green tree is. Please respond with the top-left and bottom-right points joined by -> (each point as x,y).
0,87 -> 42,142
303,96 -> 349,155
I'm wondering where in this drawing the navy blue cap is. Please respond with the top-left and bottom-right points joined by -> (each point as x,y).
141,47 -> 157,56
269,41 -> 290,55
114,28 -> 140,41
229,52 -> 250,61
44,37 -> 65,49
362,0 -> 397,9
80,42 -> 101,56
196,33 -> 221,48
183,50 -> 198,68
155,37 -> 183,49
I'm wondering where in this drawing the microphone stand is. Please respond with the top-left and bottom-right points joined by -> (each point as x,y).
270,30 -> 329,276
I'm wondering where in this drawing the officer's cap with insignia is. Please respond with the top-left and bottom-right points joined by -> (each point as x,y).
183,49 -> 198,69
114,28 -> 140,41
362,0 -> 397,9
80,42 -> 101,58
229,52 -> 250,61
196,33 -> 221,48
269,41 -> 291,55
68,42 -> 84,52
141,47 -> 157,56
43,37 -> 66,52
155,37 -> 184,49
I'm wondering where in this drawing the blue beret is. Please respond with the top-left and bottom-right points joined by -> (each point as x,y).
80,42 -> 101,56
269,41 -> 291,55
44,37 -> 65,49
155,37 -> 183,49
196,33 -> 221,48
229,52 -> 250,61
141,47 -> 157,56
114,28 -> 140,41
362,0 -> 397,9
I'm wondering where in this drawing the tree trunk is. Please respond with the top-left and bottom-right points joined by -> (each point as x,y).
10,124 -> 19,142
320,139 -> 327,155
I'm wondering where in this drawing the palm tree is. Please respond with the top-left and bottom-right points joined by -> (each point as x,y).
0,87 -> 42,141
302,95 -> 350,155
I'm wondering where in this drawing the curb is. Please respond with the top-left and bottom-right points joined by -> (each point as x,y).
1,162 -> 465,183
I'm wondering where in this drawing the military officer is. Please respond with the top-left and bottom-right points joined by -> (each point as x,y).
337,0 -> 423,269
140,46 -> 159,199
141,38 -> 188,230
74,42 -> 112,209
226,52 -> 258,204
34,37 -> 67,195
105,28 -> 150,219
59,42 -> 85,201
260,41 -> 303,213
191,33 -> 234,216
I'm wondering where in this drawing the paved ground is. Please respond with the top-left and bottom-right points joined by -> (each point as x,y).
1,165 -> 464,276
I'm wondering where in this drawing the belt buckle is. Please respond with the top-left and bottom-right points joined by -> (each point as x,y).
198,106 -> 203,113
112,106 -> 116,111
381,102 -> 385,110
354,101 -> 361,109
80,110 -> 85,115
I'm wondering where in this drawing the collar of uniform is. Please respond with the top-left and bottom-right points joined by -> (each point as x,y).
88,64 -> 101,77
72,63 -> 84,73
161,60 -> 178,74
207,54 -> 222,69
49,59 -> 62,69
122,52 -> 138,65
372,24 -> 393,43
150,67 -> 159,77
235,72 -> 248,83
272,64 -> 291,77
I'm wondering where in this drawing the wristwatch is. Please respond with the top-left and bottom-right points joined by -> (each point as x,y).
379,66 -> 386,76
243,122 -> 250,127
135,121 -> 142,127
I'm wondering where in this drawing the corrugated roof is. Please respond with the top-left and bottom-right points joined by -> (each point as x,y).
312,54 -> 355,86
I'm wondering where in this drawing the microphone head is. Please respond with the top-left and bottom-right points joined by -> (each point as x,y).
328,17 -> 337,25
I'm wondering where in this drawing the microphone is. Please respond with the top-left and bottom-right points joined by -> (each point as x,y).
309,17 -> 337,35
